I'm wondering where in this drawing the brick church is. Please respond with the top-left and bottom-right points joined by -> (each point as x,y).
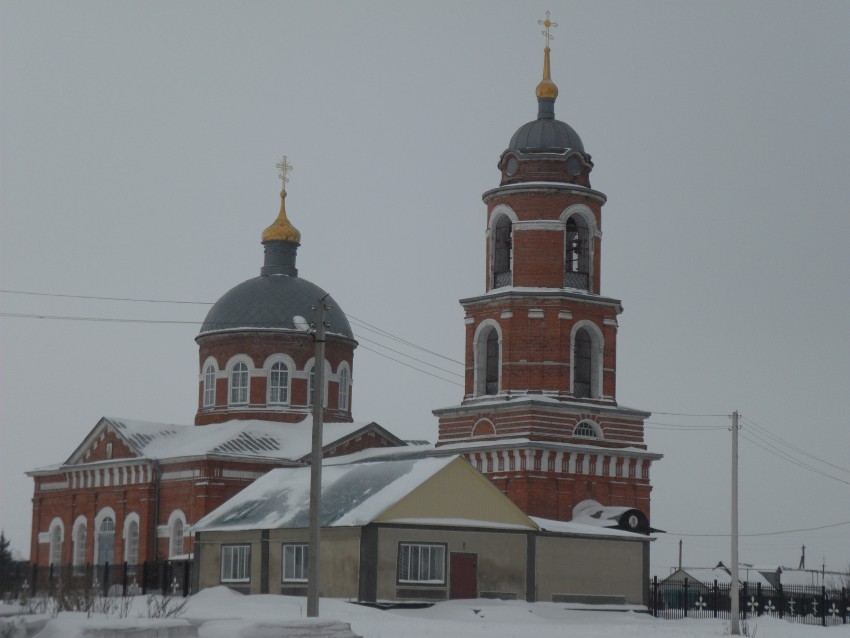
28,23 -> 661,573
432,30 -> 661,529
27,180 -> 406,570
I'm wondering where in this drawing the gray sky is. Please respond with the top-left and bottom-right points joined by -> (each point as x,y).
1,1 -> 848,577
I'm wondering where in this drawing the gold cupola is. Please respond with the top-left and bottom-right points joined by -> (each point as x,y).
262,156 -> 301,244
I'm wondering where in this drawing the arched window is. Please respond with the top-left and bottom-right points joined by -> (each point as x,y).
564,214 -> 591,290
474,322 -> 502,396
48,520 -> 63,567
338,367 -> 349,411
96,516 -> 115,565
203,364 -> 216,407
493,216 -> 513,288
124,514 -> 139,565
573,328 -> 592,398
485,330 -> 499,395
574,421 -> 599,438
268,361 -> 289,405
229,361 -> 249,405
170,519 -> 184,558
72,518 -> 87,572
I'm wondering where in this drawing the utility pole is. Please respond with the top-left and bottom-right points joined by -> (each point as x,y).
730,410 -> 740,635
307,296 -> 328,618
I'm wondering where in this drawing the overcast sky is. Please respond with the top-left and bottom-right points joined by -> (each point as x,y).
2,1 -> 848,577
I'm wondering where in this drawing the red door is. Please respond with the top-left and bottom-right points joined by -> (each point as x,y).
450,553 -> 478,599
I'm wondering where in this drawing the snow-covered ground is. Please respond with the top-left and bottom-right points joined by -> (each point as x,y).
2,587 -> 849,637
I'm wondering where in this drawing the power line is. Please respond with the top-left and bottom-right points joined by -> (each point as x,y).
740,430 -> 850,487
0,289 -> 211,305
356,344 -> 463,387
647,411 -> 729,418
668,520 -> 850,538
740,415 -> 850,476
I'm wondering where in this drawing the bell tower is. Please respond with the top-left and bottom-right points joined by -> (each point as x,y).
434,16 -> 661,525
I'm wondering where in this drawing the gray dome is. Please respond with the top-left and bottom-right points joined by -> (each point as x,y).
199,275 -> 353,339
509,117 -> 584,153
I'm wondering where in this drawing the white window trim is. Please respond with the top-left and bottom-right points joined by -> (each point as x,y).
48,517 -> 64,567
281,543 -> 309,583
263,354 -> 296,406
336,362 -> 351,411
570,320 -> 604,399
226,356 -> 253,406
472,319 -> 502,397
93,507 -> 116,566
201,358 -> 218,408
123,513 -> 141,566
397,543 -> 446,584
72,515 -> 87,567
167,509 -> 187,558
573,419 -> 604,440
221,544 -> 251,583
488,207 -> 518,290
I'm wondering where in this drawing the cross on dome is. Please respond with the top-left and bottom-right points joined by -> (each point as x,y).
538,11 -> 558,48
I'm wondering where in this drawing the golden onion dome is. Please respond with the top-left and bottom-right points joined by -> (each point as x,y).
262,189 -> 301,244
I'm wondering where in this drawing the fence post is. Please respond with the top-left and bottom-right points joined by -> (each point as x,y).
652,576 -> 658,617
842,587 -> 847,625
713,580 -> 718,618
141,561 -> 148,595
822,586 -> 827,627
30,563 -> 37,593
683,578 -> 689,617
742,581 -> 748,620
778,584 -> 784,619
122,562 -> 128,593
182,560 -> 190,597
756,582 -> 762,616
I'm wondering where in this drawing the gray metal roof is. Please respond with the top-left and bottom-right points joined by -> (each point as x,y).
199,274 -> 353,339
509,117 -> 584,154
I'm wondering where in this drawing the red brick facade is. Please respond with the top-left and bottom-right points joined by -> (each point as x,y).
435,94 -> 661,524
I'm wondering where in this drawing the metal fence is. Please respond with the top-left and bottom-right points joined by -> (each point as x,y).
650,577 -> 849,627
0,561 -> 193,600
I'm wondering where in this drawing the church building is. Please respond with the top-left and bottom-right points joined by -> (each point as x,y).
27,174 -> 405,572
27,16 -> 662,590
433,21 -> 661,529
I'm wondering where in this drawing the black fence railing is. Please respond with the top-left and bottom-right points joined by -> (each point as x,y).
650,577 -> 850,627
0,561 -> 193,600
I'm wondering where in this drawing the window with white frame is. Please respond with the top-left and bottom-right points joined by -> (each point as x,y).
564,214 -> 591,291
573,327 -> 592,398
203,364 -> 216,407
474,322 -> 501,397
268,361 -> 289,405
398,543 -> 446,584
574,421 -> 598,438
73,520 -> 87,572
338,367 -> 349,411
96,516 -> 115,565
229,361 -> 249,405
282,544 -> 308,582
492,215 -> 513,288
170,518 -> 184,558
125,519 -> 139,566
49,522 -> 62,567
221,544 -> 251,582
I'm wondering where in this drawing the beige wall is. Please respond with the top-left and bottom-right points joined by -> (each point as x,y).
196,529 -> 263,594
268,528 -> 361,598
375,458 -> 535,529
375,526 -> 528,601
535,535 -> 646,604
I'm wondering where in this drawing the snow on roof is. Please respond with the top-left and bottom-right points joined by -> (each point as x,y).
192,456 -> 457,532
530,517 -> 647,539
104,416 -> 385,462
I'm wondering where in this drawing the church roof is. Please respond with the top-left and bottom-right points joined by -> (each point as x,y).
198,274 -> 353,338
26,417 -> 405,472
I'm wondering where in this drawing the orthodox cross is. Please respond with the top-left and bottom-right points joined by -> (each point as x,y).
538,11 -> 559,45
276,156 -> 294,188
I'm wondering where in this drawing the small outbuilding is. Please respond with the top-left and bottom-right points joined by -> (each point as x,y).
192,455 -> 651,604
